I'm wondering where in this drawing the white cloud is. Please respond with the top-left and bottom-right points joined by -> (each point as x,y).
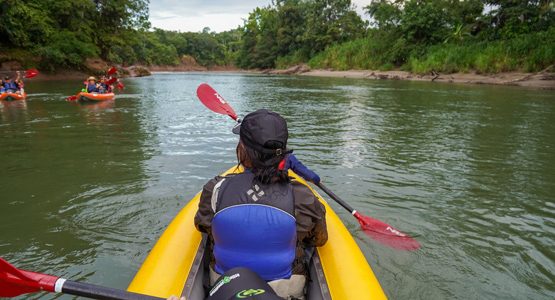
149,0 -> 272,32
352,0 -> 370,15
149,0 -> 371,32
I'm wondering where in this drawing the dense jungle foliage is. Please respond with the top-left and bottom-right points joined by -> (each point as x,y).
0,0 -> 239,70
1,0 -> 553,73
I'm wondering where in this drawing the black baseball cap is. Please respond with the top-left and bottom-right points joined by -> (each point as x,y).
232,109 -> 289,155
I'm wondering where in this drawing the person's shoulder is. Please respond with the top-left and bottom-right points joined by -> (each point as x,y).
203,175 -> 223,190
291,180 -> 318,204
202,173 -> 238,191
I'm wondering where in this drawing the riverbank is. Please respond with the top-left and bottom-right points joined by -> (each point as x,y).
17,64 -> 555,90
303,69 -> 555,90
265,65 -> 555,90
149,65 -> 240,72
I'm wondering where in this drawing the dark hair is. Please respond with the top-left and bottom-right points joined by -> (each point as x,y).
236,141 -> 289,184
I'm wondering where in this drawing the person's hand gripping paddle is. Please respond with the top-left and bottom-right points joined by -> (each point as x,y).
196,83 -> 420,251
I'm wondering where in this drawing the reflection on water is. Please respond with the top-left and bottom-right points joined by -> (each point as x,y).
0,81 -> 153,296
1,100 -> 28,123
0,74 -> 554,299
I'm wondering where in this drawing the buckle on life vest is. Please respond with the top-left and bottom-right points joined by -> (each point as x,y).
278,159 -> 286,170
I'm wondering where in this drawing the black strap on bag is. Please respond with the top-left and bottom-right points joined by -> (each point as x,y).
206,267 -> 282,300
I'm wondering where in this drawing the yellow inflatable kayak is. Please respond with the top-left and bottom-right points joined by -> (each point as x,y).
128,166 -> 387,300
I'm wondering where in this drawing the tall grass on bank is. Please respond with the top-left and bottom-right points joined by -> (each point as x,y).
275,51 -> 309,69
308,28 -> 555,74
308,31 -> 405,71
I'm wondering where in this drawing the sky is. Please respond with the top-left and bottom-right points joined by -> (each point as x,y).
149,0 -> 370,33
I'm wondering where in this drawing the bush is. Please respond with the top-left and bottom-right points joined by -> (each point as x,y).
309,27 -> 555,74
408,28 -> 555,74
275,50 -> 309,69
37,30 -> 98,71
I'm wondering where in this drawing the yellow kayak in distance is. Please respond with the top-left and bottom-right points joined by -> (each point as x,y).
128,166 -> 387,300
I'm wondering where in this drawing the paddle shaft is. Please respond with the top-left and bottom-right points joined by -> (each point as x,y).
1,69 -> 38,77
58,280 -> 163,300
315,182 -> 357,215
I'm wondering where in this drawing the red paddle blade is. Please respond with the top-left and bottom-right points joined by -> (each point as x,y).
24,69 -> 39,78
354,212 -> 420,251
106,77 -> 118,85
117,81 -> 125,90
0,258 -> 57,297
107,67 -> 117,75
66,95 -> 78,101
196,83 -> 238,120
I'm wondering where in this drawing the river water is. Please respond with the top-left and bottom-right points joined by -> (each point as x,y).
1,73 -> 553,299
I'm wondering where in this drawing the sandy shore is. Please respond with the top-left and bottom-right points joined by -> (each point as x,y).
298,69 -> 555,90
149,65 -> 241,72
21,65 -> 555,90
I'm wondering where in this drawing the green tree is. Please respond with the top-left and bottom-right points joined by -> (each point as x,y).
0,0 -> 54,47
303,0 -> 366,56
236,12 -> 261,68
275,0 -> 307,56
365,0 -> 403,29
237,0 -> 366,68
481,0 -> 555,38
236,7 -> 278,68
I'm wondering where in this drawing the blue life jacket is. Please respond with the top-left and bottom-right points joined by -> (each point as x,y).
4,81 -> 17,91
211,172 -> 296,281
98,83 -> 108,93
87,83 -> 98,93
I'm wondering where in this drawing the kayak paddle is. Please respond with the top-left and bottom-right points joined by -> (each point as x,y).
195,83 -> 420,251
0,258 -> 163,300
196,83 -> 239,121
0,69 -> 39,79
107,66 -> 118,75
24,69 -> 39,79
106,67 -> 125,90
106,77 -> 118,85
66,94 -> 79,101
315,182 -> 420,250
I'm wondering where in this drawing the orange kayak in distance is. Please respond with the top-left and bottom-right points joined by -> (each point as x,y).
0,92 -> 27,101
78,92 -> 115,102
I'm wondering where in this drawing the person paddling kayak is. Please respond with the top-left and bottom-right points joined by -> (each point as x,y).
2,74 -> 20,93
194,109 -> 328,299
85,76 -> 99,93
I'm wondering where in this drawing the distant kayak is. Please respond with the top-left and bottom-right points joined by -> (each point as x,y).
0,92 -> 27,101
78,92 -> 115,102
